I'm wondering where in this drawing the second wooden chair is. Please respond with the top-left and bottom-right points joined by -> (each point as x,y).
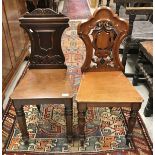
76,7 -> 143,146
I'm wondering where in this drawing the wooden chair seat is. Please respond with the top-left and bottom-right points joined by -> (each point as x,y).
11,69 -> 72,100
76,71 -> 142,104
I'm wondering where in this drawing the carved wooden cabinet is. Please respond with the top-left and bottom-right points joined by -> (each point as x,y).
2,0 -> 29,99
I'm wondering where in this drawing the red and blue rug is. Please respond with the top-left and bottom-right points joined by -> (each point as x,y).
2,21 -> 152,154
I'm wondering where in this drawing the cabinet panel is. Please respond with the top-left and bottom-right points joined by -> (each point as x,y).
2,27 -> 13,82
2,0 -> 29,99
3,0 -> 28,60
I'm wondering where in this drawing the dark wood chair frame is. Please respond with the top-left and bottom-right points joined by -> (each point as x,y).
76,7 -> 143,146
133,42 -> 153,117
119,0 -> 153,77
10,8 -> 73,145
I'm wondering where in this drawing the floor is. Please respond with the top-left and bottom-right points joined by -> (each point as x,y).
3,0 -> 153,142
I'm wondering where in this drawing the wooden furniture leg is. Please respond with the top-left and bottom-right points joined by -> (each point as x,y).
65,99 -> 73,142
116,2 -> 121,15
126,104 -> 140,145
78,104 -> 87,146
36,105 -> 40,112
13,101 -> 29,145
106,0 -> 110,6
144,92 -> 153,117
122,14 -> 136,69
132,51 -> 141,86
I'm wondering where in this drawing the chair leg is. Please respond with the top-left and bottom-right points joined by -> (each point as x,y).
36,105 -> 41,112
65,99 -> 73,143
132,64 -> 139,86
116,3 -> 121,15
144,92 -> 153,117
77,103 -> 87,146
122,47 -> 128,71
126,104 -> 141,146
13,102 -> 29,145
106,0 -> 110,7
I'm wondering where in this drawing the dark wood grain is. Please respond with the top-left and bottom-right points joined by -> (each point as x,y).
10,9 -> 73,144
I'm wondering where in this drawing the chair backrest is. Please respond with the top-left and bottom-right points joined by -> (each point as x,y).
19,8 -> 69,69
77,7 -> 129,72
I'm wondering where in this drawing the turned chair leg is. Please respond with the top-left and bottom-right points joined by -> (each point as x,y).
116,3 -> 121,15
144,92 -> 153,117
122,46 -> 129,70
65,99 -> 73,143
126,105 -> 140,146
78,104 -> 87,146
13,102 -> 29,145
132,64 -> 139,86
106,0 -> 110,7
36,105 -> 41,112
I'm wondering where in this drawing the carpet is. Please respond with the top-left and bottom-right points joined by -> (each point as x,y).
62,0 -> 91,19
2,21 -> 152,154
2,101 -> 153,154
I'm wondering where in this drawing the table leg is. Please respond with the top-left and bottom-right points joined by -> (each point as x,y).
13,101 -> 29,145
65,98 -> 73,143
126,104 -> 141,146
77,103 -> 87,146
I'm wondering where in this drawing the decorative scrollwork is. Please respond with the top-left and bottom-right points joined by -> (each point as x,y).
90,20 -> 117,69
31,55 -> 64,64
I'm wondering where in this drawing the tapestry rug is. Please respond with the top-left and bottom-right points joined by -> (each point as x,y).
2,101 -> 153,154
2,21 -> 152,154
62,0 -> 91,19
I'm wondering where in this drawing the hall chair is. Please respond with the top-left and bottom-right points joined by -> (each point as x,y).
75,7 -> 143,146
10,8 -> 73,145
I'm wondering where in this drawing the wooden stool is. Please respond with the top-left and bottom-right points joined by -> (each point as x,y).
75,7 -> 143,146
10,8 -> 73,145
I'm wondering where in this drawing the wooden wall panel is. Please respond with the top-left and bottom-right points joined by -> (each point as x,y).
3,0 -> 28,59
2,0 -> 29,99
2,27 -> 13,82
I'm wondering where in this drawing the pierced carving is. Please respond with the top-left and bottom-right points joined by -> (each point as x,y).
77,7 -> 129,72
90,20 -> 117,69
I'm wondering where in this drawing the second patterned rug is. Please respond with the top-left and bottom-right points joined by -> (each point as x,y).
62,0 -> 91,19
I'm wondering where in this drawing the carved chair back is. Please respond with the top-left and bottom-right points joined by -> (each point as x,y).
77,7 -> 129,72
19,8 -> 69,69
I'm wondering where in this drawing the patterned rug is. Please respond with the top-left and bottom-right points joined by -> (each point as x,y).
2,21 -> 152,154
62,0 -> 91,19
2,101 -> 153,154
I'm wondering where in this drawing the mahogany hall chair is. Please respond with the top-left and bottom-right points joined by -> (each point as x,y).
10,8 -> 73,144
75,7 -> 143,146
